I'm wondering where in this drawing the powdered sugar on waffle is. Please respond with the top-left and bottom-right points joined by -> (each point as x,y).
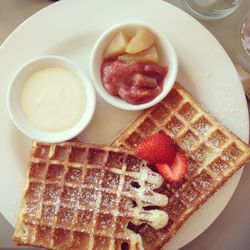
112,83 -> 250,250
13,141 -> 169,250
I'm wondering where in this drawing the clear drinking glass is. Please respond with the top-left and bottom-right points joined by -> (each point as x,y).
183,0 -> 241,20
240,14 -> 250,56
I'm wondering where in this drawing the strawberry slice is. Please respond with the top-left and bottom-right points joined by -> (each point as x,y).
135,132 -> 176,164
155,152 -> 187,183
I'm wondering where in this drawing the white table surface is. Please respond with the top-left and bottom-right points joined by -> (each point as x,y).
0,0 -> 249,249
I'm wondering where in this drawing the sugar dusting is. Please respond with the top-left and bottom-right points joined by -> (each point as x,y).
21,142 -> 169,250
198,82 -> 246,137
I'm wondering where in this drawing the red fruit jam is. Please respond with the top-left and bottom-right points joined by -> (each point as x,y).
101,60 -> 167,105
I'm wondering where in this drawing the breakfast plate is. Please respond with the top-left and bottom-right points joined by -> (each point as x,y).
0,0 -> 249,249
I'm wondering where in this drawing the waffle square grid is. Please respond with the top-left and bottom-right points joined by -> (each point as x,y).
13,141 -> 169,250
112,82 -> 250,250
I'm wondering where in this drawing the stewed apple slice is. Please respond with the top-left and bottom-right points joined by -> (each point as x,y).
125,28 -> 156,54
119,46 -> 159,63
103,31 -> 129,59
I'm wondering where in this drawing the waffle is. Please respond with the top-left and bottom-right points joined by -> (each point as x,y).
112,82 -> 250,249
13,141 -> 169,250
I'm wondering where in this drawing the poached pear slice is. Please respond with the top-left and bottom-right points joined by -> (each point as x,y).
125,28 -> 156,54
103,31 -> 129,59
119,46 -> 159,63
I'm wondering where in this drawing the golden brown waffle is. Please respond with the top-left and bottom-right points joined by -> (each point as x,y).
112,82 -> 250,249
13,141 -> 169,250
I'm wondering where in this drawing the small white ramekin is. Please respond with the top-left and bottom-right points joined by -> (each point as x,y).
89,21 -> 178,111
7,55 -> 96,143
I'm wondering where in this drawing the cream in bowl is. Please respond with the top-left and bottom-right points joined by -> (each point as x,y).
8,55 -> 96,143
90,22 -> 178,110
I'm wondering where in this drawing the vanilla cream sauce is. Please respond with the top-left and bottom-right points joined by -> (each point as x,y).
21,67 -> 86,132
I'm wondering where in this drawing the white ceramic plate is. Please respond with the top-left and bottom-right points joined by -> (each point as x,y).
0,0 -> 249,249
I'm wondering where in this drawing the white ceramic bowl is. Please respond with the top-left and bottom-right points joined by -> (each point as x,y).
7,55 -> 96,143
89,21 -> 178,110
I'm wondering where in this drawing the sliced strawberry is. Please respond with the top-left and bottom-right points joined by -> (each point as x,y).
155,152 -> 187,183
135,132 -> 176,164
